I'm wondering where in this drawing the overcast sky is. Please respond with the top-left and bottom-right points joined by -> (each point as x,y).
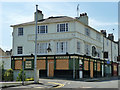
0,1 -> 119,51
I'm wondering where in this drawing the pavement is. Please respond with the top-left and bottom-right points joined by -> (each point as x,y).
0,76 -> 119,89
0,80 -> 61,89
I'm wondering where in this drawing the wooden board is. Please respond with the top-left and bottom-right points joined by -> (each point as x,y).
84,61 -> 89,70
56,59 -> 69,70
48,60 -> 54,77
97,62 -> 100,71
90,61 -> 93,78
37,60 -> 46,70
15,60 -> 22,70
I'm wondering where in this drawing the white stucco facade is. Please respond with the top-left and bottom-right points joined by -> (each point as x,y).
11,12 -> 118,63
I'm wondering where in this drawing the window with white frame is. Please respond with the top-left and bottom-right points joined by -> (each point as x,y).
57,23 -> 68,32
37,43 -> 48,54
85,28 -> 90,36
17,46 -> 23,54
77,42 -> 80,53
18,27 -> 23,36
85,43 -> 90,56
97,48 -> 101,58
57,41 -> 67,53
37,25 -> 48,34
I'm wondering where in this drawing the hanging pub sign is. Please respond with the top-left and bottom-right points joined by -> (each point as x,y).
107,60 -> 110,64
25,61 -> 32,69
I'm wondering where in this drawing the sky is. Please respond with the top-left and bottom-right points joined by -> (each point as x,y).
0,1 -> 119,51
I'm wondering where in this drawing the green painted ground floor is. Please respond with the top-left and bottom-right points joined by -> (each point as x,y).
11,54 -> 119,80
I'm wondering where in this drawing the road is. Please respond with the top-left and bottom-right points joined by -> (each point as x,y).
39,78 -> 119,88
2,78 -> 119,89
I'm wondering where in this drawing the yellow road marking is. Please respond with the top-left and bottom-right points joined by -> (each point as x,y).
81,87 -> 92,88
48,82 -> 64,88
35,87 -> 43,88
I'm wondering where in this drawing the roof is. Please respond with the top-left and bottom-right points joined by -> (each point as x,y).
10,16 -> 75,27
0,48 -> 7,56
10,16 -> 102,35
10,16 -> 118,43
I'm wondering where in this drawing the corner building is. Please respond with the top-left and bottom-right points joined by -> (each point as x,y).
11,9 -> 119,80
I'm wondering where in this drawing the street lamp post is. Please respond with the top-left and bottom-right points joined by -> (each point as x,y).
22,58 -> 25,85
34,5 -> 39,83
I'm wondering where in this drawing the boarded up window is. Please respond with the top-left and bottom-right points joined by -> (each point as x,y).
15,60 -> 22,70
56,59 -> 69,70
37,60 -> 46,70
84,61 -> 89,70
114,65 -> 117,71
90,61 -> 93,78
97,62 -> 100,71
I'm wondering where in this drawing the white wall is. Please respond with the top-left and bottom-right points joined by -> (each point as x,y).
12,20 -> 118,62
104,37 -> 118,62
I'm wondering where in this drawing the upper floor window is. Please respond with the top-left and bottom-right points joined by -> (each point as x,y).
17,46 -> 23,54
57,41 -> 67,53
114,44 -> 116,50
38,25 -> 48,34
37,43 -> 48,54
57,23 -> 68,32
77,42 -> 80,53
92,46 -> 96,57
106,40 -> 109,46
97,48 -> 101,58
96,33 -> 101,42
85,28 -> 90,36
85,43 -> 90,56
114,55 -> 117,62
18,27 -> 23,36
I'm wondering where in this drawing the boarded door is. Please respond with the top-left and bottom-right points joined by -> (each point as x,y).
90,61 -> 93,78
48,60 -> 54,77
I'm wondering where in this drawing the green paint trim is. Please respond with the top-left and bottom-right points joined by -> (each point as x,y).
24,59 -> 34,70
54,56 -> 56,70
11,60 -> 15,70
69,58 -> 73,70
75,58 -> 79,70
46,57 -> 47,70
89,59 -> 90,71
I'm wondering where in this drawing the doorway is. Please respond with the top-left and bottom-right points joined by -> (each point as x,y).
47,60 -> 54,77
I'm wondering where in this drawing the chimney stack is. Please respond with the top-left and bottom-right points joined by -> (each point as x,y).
108,33 -> 114,41
100,30 -> 107,37
34,10 -> 44,21
76,12 -> 88,25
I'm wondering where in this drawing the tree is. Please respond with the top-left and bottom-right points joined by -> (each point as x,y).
4,69 -> 13,81
1,61 -> 4,81
17,69 -> 26,81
